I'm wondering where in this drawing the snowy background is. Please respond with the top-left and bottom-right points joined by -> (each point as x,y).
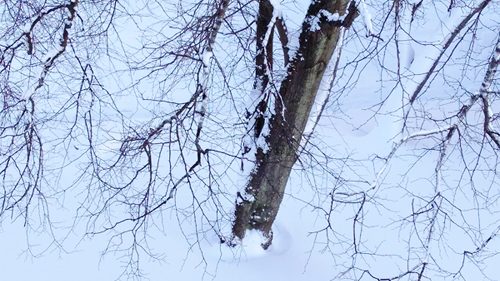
1,0 -> 499,280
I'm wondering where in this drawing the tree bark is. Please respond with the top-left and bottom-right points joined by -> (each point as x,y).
233,0 -> 358,247
254,0 -> 274,93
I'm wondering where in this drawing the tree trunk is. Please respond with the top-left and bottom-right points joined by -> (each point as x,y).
232,0 -> 358,247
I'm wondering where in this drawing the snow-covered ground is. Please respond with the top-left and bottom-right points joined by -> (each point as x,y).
0,0 -> 499,280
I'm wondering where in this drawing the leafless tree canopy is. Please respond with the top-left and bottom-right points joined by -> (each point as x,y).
1,0 -> 499,280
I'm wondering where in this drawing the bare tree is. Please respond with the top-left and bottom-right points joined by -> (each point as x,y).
1,0 -> 499,280
232,0 -> 358,246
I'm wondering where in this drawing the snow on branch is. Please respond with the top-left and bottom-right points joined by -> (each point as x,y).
190,0 -> 231,172
374,34 -> 499,188
304,0 -> 358,32
480,32 -> 500,148
358,0 -> 373,36
407,0 -> 492,105
479,32 -> 500,94
275,17 -> 290,66
23,0 -> 79,101
306,9 -> 344,32
371,125 -> 456,189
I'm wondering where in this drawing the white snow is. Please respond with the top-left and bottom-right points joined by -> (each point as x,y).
269,0 -> 282,13
358,0 -> 373,36
201,50 -> 212,67
307,9 -> 345,32
308,16 -> 320,32
42,44 -> 65,63
405,43 -> 415,69
240,230 -> 268,257
21,22 -> 31,33
2,1 -> 500,281
321,10 -> 341,22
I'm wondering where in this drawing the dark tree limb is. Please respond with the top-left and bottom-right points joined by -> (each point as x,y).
233,0 -> 359,247
275,16 -> 290,66
255,0 -> 275,93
